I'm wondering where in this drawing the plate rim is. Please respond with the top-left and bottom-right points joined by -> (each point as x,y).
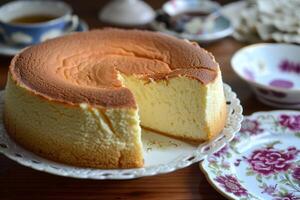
200,110 -> 300,200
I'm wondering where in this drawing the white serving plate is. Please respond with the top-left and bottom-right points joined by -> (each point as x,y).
0,84 -> 242,180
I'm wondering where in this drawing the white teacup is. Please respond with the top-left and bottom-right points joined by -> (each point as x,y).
0,0 -> 78,46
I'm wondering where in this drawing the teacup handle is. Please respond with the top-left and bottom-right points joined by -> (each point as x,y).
65,15 -> 79,33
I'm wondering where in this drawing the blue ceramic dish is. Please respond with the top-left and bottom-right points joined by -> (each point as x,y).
0,19 -> 89,57
0,0 -> 78,46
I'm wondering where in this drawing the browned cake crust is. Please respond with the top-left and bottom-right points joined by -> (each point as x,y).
10,28 -> 219,108
4,114 -> 143,168
3,76 -> 144,169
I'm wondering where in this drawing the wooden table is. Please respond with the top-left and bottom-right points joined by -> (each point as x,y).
0,1 -> 274,199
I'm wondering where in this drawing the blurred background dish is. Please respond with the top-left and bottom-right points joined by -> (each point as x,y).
231,43 -> 300,109
0,0 -> 79,46
0,19 -> 88,56
220,0 -> 247,30
99,0 -> 155,26
151,0 -> 233,43
225,0 -> 300,44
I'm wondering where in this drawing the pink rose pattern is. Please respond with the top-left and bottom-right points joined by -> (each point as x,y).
247,147 -> 298,175
279,60 -> 300,75
240,119 -> 264,135
279,115 -> 300,131
292,166 -> 300,182
214,175 -> 248,197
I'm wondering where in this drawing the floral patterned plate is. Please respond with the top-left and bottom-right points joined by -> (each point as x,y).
200,110 -> 300,200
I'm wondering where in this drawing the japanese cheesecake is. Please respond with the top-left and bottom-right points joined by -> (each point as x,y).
4,29 -> 226,169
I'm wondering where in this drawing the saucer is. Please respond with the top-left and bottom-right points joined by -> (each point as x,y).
0,19 -> 89,57
201,110 -> 300,200
151,13 -> 233,43
151,0 -> 233,43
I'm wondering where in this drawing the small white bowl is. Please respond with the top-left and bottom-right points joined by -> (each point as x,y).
231,43 -> 300,109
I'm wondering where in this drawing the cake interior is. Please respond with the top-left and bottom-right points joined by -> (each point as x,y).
119,71 -> 225,142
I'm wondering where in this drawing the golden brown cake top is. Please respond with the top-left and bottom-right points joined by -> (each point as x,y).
10,29 -> 219,108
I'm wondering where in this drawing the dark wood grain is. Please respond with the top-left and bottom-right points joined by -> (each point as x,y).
0,1 -> 274,199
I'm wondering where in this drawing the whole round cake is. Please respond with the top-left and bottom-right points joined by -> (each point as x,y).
4,29 -> 226,169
